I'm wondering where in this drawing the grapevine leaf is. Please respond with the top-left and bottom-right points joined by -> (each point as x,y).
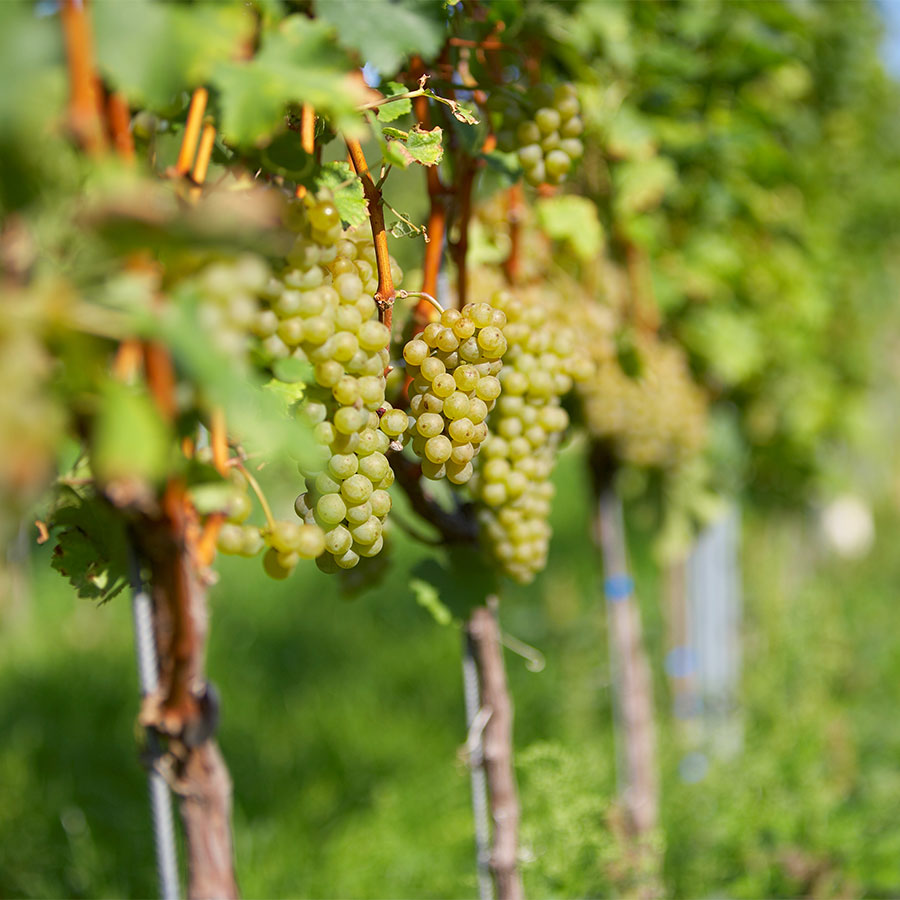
410,549 -> 497,621
367,112 -> 413,169
404,126 -> 444,166
91,381 -> 171,486
272,356 -> 313,384
536,195 -> 604,259
313,162 -> 368,227
212,16 -> 369,147
316,0 -> 446,74
49,488 -> 129,603
260,131 -> 317,180
409,578 -> 453,627
155,294 -> 317,469
262,377 -> 307,408
613,156 -> 677,216
377,81 -> 413,123
93,0 -> 253,111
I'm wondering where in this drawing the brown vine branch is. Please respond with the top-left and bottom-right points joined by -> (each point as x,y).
467,601 -> 523,900
450,160 -> 476,308
106,92 -> 135,162
175,88 -> 209,177
190,123 -> 216,192
346,136 -> 396,330
60,0 -> 107,155
621,234 -> 660,334
503,183 -> 524,285
390,454 -> 478,544
300,103 -> 316,155
411,56 -> 448,323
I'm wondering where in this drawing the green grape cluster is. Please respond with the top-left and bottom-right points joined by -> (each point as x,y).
472,282 -> 593,583
495,84 -> 584,187
193,253 -> 270,361
401,304 -> 507,484
579,334 -> 707,469
214,468 -> 325,579
254,192 -> 405,574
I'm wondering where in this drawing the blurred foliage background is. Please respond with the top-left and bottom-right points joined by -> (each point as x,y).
4,449 -> 900,898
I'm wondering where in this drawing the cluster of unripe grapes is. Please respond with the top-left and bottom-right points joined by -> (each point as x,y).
472,282 -> 593,583
495,84 -> 584,187
193,254 -> 271,363
269,193 -> 404,575
216,475 -> 324,578
215,192 -> 406,578
579,335 -> 707,470
402,304 -> 507,484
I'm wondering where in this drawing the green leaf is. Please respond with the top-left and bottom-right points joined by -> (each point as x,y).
262,377 -> 307,408
93,0 -> 253,111
91,381 -> 171,486
212,16 -> 368,147
613,156 -> 677,216
404,126 -> 444,166
272,356 -> 313,384
377,81 -> 413,123
536,195 -> 604,260
316,0 -> 446,74
154,292 -> 317,469
409,578 -> 453,627
313,162 -> 368,227
49,488 -> 130,603
261,131 -> 317,180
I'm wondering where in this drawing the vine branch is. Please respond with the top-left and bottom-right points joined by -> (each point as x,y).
345,137 -> 396,331
390,454 -> 478,544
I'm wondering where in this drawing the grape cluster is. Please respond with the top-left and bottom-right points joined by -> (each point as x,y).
579,334 -> 707,469
193,254 -> 270,362
254,192 -> 405,574
472,282 -> 593,583
495,84 -> 584,187
217,482 -> 325,579
402,304 -> 507,484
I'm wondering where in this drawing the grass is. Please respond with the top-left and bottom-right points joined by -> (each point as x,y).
1,447 -> 899,898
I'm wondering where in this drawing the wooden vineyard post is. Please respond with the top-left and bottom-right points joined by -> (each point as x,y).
466,600 -> 524,900
590,447 -> 661,895
461,630 -> 495,900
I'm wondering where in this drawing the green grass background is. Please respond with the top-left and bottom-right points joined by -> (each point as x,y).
2,446 -> 899,898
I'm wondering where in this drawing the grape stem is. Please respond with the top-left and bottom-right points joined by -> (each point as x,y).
396,290 -> 444,315
345,137 -> 396,331
235,462 -> 276,532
